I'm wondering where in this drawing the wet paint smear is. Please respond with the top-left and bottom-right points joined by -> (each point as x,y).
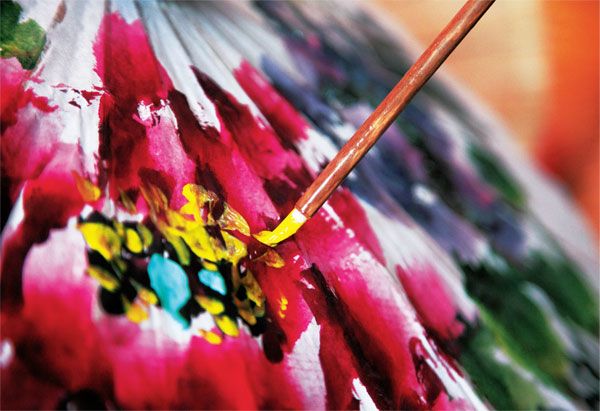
1,2 -> 598,411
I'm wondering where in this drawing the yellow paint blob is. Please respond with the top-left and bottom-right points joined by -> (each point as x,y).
254,208 -> 307,247
125,228 -> 143,253
164,232 -> 191,266
217,231 -> 247,265
181,184 -> 250,236
215,315 -> 239,337
138,288 -> 159,305
123,298 -> 149,323
79,222 -> 122,261
179,227 -> 219,263
254,249 -> 285,268
181,184 -> 216,222
199,329 -> 223,345
142,182 -> 253,268
202,261 -> 219,272
78,182 -> 278,340
196,295 -> 225,315
87,266 -> 119,291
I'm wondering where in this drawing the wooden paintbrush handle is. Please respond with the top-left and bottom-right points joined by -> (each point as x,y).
296,0 -> 495,218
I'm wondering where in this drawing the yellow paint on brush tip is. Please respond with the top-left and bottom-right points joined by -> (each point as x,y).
254,208 -> 307,247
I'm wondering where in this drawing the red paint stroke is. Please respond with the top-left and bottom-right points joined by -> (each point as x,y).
234,60 -> 309,145
328,188 -> 385,265
1,106 -> 62,203
300,266 -> 362,409
396,265 -> 464,342
409,337 -> 445,405
0,58 -> 84,312
1,141 -> 84,310
0,58 -> 57,133
93,14 -> 171,105
295,212 -> 424,409
1,58 -> 61,203
93,13 -> 194,208
168,89 -> 280,231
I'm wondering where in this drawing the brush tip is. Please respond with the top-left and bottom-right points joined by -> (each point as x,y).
253,208 -> 308,247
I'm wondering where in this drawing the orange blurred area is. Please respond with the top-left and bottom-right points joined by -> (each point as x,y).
371,0 -> 599,236
536,1 -> 599,238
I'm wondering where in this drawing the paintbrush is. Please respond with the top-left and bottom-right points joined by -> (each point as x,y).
255,0 -> 495,246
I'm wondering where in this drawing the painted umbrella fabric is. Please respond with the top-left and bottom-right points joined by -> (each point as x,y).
1,1 -> 598,409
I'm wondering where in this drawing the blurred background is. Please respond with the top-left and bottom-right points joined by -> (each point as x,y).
370,0 -> 599,237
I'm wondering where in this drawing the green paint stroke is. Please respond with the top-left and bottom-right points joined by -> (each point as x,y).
460,320 -> 543,410
463,260 -> 570,386
460,249 -> 599,407
459,310 -> 574,410
468,143 -> 526,209
526,252 -> 599,335
1,1 -> 46,69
